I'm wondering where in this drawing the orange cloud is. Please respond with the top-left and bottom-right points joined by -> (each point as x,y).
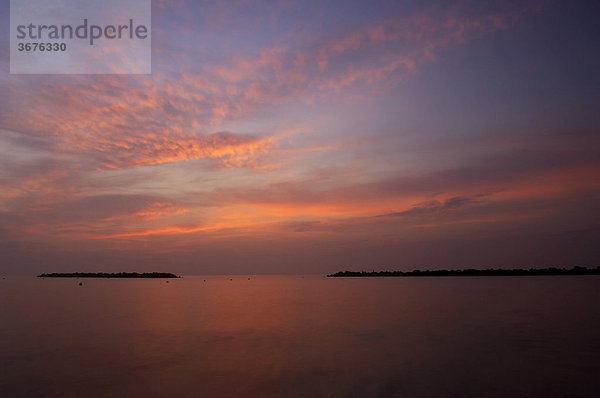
1,2 -> 541,179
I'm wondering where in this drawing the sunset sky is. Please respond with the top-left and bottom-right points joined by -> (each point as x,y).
1,0 -> 599,275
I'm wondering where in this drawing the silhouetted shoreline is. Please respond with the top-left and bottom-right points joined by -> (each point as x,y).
37,272 -> 180,278
327,266 -> 600,277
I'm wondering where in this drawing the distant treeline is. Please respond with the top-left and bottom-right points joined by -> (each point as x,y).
327,266 -> 600,277
37,272 -> 179,278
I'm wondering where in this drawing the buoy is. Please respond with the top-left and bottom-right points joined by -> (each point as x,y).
79,282 -> 82,286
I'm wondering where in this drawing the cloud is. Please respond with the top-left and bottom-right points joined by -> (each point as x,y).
0,1 -> 543,176
2,118 -> 598,245
0,74 -> 279,170
203,1 -> 537,94
386,196 -> 483,217
3,0 -> 598,273
85,131 -> 274,170
49,194 -> 182,223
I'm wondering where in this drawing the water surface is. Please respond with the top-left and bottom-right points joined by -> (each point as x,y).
1,275 -> 599,397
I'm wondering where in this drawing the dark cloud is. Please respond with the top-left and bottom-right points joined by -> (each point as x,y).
387,196 -> 483,217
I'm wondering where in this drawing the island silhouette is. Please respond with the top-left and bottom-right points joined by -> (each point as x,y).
37,272 -> 179,278
327,266 -> 600,277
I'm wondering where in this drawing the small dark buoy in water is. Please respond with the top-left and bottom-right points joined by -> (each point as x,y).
248,277 -> 250,280
230,278 -> 233,281
166,280 -> 169,283
79,282 -> 82,286
203,279 -> 206,282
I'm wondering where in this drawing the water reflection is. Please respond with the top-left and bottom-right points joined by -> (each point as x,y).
1,275 -> 599,397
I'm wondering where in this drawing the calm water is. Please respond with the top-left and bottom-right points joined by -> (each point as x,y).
1,275 -> 599,397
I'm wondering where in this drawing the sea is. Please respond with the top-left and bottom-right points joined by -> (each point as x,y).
1,275 -> 599,397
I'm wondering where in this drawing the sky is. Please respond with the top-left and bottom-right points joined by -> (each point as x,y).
0,0 -> 599,275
